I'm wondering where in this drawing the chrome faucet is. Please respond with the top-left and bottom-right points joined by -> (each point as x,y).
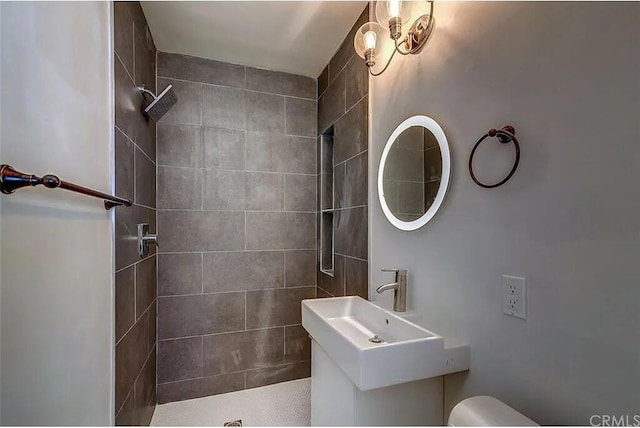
376,268 -> 407,312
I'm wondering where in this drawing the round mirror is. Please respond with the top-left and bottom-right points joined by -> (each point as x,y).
378,115 -> 451,231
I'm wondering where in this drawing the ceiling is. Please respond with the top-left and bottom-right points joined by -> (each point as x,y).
141,1 -> 368,78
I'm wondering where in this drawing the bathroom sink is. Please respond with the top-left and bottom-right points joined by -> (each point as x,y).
302,296 -> 469,390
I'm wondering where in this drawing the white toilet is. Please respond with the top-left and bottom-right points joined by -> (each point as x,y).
448,396 -> 538,426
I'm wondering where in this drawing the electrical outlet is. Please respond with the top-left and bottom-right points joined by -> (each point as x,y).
502,275 -> 526,319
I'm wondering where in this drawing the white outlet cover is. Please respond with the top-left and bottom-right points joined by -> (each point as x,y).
502,275 -> 527,320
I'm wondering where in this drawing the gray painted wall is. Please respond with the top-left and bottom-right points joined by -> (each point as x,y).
369,2 -> 639,425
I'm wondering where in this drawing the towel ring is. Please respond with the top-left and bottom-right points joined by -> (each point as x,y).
469,126 -> 520,188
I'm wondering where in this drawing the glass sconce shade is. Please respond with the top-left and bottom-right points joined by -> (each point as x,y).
376,0 -> 413,38
354,21 -> 387,67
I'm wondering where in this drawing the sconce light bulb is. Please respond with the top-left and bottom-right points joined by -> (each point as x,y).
389,0 -> 401,18
364,30 -> 377,50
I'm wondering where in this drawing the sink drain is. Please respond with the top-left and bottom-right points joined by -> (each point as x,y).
368,335 -> 384,343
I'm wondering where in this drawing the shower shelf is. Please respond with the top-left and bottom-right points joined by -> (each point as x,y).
0,164 -> 132,210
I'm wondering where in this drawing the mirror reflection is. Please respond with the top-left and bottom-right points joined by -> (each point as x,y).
382,126 -> 442,222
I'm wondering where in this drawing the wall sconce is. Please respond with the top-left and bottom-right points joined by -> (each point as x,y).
354,1 -> 435,76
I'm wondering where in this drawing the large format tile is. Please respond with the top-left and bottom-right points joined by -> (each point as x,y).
202,293 -> 246,334
158,253 -> 203,296
134,24 -> 156,93
285,325 -> 311,362
157,78 -> 202,126
333,162 -> 346,209
158,211 -> 244,252
115,315 -> 149,411
203,127 -> 245,170
115,56 -> 144,143
245,361 -> 310,389
245,287 -> 315,328
157,123 -> 202,168
157,372 -> 245,403
246,212 -> 315,250
113,2 -> 134,75
345,55 -> 368,111
319,254 -> 345,297
317,65 -> 329,97
157,295 -> 202,339
285,98 -> 316,137
245,132 -> 287,173
157,166 -> 202,209
203,328 -> 284,376
345,256 -> 368,299
246,67 -> 315,99
334,207 -> 368,260
115,129 -> 135,209
158,337 -> 203,383
285,250 -> 317,287
133,349 -> 156,426
202,85 -> 246,130
135,147 -> 156,208
345,150 -> 368,207
115,389 -> 134,426
334,96 -> 368,164
285,136 -> 316,174
115,266 -> 135,343
246,92 -> 285,133
246,172 -> 284,211
328,5 -> 368,81
202,169 -> 246,211
135,255 -> 157,318
158,52 -> 244,87
318,69 -> 345,134
203,251 -> 284,292
284,174 -> 316,212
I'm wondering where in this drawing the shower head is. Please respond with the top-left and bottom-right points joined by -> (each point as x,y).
138,84 -> 177,122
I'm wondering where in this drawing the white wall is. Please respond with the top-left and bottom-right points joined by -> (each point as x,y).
369,2 -> 639,425
0,2 -> 114,424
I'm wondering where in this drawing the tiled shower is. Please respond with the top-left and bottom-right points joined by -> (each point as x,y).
113,1 -> 370,424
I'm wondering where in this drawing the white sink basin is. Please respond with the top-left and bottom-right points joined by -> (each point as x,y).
302,296 -> 469,390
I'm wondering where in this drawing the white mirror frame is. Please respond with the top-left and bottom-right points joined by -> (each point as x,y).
378,115 -> 451,231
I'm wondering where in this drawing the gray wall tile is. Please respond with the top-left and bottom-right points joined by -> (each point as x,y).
345,55 -> 368,110
157,123 -> 202,168
135,255 -> 157,318
202,85 -> 246,130
285,325 -> 311,362
115,390 -> 134,426
317,65 -> 329,97
345,151 -> 368,207
285,250 -> 317,287
158,253 -> 203,296
285,136 -> 316,174
158,52 -> 244,87
148,301 -> 156,351
334,162 -> 346,209
246,92 -> 284,133
246,172 -> 284,211
317,287 -> 332,299
245,132 -> 286,172
135,147 -> 156,208
202,293 -> 245,334
158,78 -> 202,126
203,169 -> 246,211
246,67 -> 315,99
319,255 -> 345,297
115,314 -> 148,410
157,372 -> 244,403
345,256 -> 368,299
115,56 -> 143,143
245,287 -> 315,328
115,266 -> 135,343
114,2 -> 134,75
132,350 -> 156,426
134,26 -> 156,92
246,212 -> 315,250
203,127 -> 245,170
318,70 -> 345,134
115,204 -> 156,271
203,251 -> 285,292
328,5 -> 369,81
115,129 -> 134,202
157,337 -> 203,383
245,361 -> 310,389
334,96 -> 368,164
203,328 -> 284,376
158,295 -> 202,339
285,98 -> 316,137
158,166 -> 202,209
285,174 -> 316,212
335,207 -> 368,260
158,211 -> 245,252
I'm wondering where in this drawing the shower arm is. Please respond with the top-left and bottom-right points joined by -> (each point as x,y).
137,86 -> 158,100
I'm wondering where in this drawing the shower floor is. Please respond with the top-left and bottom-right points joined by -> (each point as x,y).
150,378 -> 311,426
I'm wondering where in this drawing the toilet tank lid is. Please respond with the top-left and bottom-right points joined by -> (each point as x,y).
448,396 -> 538,426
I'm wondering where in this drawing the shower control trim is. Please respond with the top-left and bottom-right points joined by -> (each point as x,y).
138,223 -> 158,257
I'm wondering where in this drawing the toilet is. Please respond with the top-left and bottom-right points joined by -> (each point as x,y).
448,396 -> 538,426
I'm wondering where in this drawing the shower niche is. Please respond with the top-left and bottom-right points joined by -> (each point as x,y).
320,129 -> 335,276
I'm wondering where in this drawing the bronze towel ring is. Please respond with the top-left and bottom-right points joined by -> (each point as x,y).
469,126 -> 520,188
